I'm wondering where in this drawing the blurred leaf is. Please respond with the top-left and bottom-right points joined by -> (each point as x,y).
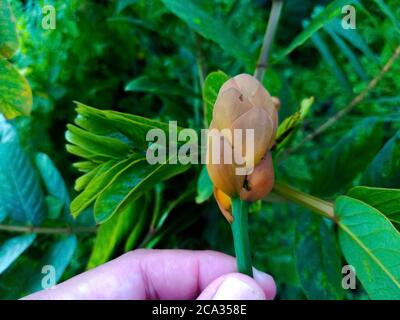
273,0 -> 360,63
324,18 -> 377,62
125,75 -> 196,97
34,153 -> 70,215
161,0 -> 252,64
155,184 -> 195,230
0,234 -> 36,274
26,235 -> 77,293
94,157 -> 190,223
375,0 -> 400,34
0,0 -> 19,59
88,200 -> 139,269
0,119 -> 45,225
324,27 -> 367,80
125,196 -> 151,251
312,118 -> 384,196
45,195 -> 64,220
362,130 -> 400,188
202,71 -> 229,126
311,32 -> 351,91
295,212 -> 344,300
0,58 -> 32,119
335,196 -> 400,299
275,96 -> 313,149
195,165 -> 213,204
348,186 -> 400,225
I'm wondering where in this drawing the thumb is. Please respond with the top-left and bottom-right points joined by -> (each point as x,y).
197,272 -> 275,300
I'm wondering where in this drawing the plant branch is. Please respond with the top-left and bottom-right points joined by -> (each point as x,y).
254,0 -> 284,82
231,197 -> 253,277
272,181 -> 336,221
0,224 -> 97,234
282,45 -> 400,160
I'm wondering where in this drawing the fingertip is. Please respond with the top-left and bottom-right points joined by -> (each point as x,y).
253,268 -> 276,300
197,273 -> 266,300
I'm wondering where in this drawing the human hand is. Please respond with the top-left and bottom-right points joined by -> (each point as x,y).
23,249 -> 276,300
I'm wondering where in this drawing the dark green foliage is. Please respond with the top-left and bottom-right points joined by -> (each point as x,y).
0,0 -> 400,300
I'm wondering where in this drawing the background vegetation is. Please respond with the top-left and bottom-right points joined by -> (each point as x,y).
0,0 -> 399,299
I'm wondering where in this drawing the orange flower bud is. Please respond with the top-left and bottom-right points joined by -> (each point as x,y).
206,74 -> 278,221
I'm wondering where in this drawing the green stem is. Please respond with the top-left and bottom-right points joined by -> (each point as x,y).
230,197 -> 253,277
272,181 -> 337,222
254,0 -> 284,81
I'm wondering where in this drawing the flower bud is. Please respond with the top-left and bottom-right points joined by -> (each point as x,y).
206,74 -> 278,221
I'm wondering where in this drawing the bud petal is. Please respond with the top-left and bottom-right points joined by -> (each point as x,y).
214,187 -> 233,222
231,106 -> 274,169
240,152 -> 274,202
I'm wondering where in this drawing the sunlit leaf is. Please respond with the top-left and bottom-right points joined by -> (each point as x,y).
0,0 -> 19,59
202,71 -> 229,126
336,196 -> 400,299
0,58 -> 32,119
0,234 -> 36,275
348,186 -> 400,225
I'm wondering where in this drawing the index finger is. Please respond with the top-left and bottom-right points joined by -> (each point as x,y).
22,249 -> 275,300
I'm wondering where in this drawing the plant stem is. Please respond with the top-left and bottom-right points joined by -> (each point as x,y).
254,0 -> 284,82
230,197 -> 253,277
0,224 -> 97,234
272,181 -> 336,221
282,44 -> 400,160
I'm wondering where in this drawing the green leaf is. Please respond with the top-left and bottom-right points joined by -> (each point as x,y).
74,165 -> 102,192
0,0 -> 19,59
348,186 -> 400,225
202,71 -> 229,126
26,235 -> 77,293
310,31 -> 351,91
362,130 -> 400,188
70,157 -> 139,218
195,165 -> 213,204
34,153 -> 70,215
294,212 -> 344,300
124,201 -> 151,251
324,27 -> 367,80
272,0 -> 360,63
0,234 -> 36,274
88,200 -> 139,269
335,196 -> 400,299
94,157 -> 190,223
74,102 -> 175,150
45,195 -> 64,220
375,0 -> 400,34
161,0 -> 251,64
125,75 -> 196,97
275,97 -> 313,149
0,58 -> 32,119
66,124 -> 131,159
0,119 -> 45,225
324,18 -> 377,62
312,118 -> 384,196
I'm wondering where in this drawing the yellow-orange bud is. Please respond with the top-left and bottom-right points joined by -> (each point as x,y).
206,74 -> 278,221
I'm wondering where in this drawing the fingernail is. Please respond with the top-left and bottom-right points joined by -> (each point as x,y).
253,268 -> 276,300
212,275 -> 265,300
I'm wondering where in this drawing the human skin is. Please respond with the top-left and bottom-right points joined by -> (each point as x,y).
23,249 -> 276,300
